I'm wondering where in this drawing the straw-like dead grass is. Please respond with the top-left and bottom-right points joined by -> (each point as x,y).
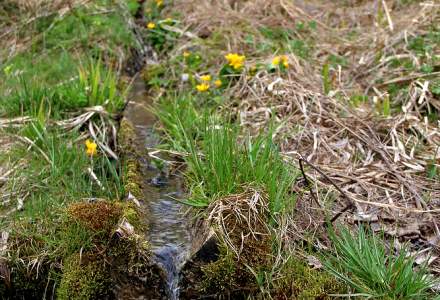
166,0 -> 440,273
207,188 -> 272,259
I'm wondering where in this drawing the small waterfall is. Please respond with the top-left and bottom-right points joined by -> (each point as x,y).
146,184 -> 191,300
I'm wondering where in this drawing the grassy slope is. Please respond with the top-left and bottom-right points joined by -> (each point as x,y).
0,0 -> 152,299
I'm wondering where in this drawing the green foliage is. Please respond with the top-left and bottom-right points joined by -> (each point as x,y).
4,127 -> 123,247
322,63 -> 331,95
78,59 -> 127,112
33,1 -> 135,55
126,0 -> 141,15
329,54 -> 348,68
153,95 -> 205,152
0,0 -> 135,118
431,80 -> 440,97
0,0 -> 135,298
350,94 -> 368,107
288,39 -> 310,59
201,248 -> 238,293
1,57 -> 126,117
408,29 -> 440,56
257,26 -> 313,58
324,226 -> 437,299
145,18 -> 180,52
155,97 -> 299,212
183,51 -> 203,70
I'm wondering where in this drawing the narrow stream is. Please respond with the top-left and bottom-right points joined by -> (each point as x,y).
124,77 -> 192,299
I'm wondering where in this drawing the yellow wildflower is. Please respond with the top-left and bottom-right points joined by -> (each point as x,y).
281,55 -> 289,68
225,53 -> 246,70
156,0 -> 163,6
85,139 -> 97,157
196,83 -> 210,92
147,22 -> 156,29
183,51 -> 190,58
272,56 -> 281,66
214,79 -> 222,87
200,74 -> 211,82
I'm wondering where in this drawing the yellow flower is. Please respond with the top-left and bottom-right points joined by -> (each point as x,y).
156,0 -> 163,6
200,74 -> 211,82
272,55 -> 289,68
272,56 -> 281,66
183,51 -> 190,58
147,22 -> 156,29
214,79 -> 222,87
225,53 -> 246,70
85,139 -> 97,157
196,83 -> 210,92
281,55 -> 289,68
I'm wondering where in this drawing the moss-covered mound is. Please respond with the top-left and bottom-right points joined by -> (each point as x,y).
180,190 -> 343,299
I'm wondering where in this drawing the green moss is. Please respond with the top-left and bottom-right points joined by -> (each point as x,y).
57,254 -> 110,300
118,119 -> 145,201
118,119 -> 137,153
272,256 -> 344,299
117,202 -> 146,233
199,233 -> 271,297
67,200 -> 122,235
201,246 -> 237,293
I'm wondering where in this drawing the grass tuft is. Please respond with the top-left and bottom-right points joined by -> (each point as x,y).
155,98 -> 299,213
324,226 -> 437,299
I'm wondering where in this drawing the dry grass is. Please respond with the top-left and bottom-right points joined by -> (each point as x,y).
165,0 -> 440,273
207,188 -> 271,258
0,0 -> 89,61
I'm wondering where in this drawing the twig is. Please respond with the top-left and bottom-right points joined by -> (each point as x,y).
14,135 -> 52,165
381,0 -> 394,32
298,158 -> 322,209
297,156 -> 355,224
377,71 -> 440,87
87,167 -> 105,191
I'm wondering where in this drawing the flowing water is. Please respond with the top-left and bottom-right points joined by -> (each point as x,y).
123,77 -> 192,299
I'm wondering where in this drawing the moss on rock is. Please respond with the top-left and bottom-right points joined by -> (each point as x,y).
118,118 -> 137,154
57,254 -> 110,300
271,256 -> 345,299
118,118 -> 145,202
67,200 -> 122,235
